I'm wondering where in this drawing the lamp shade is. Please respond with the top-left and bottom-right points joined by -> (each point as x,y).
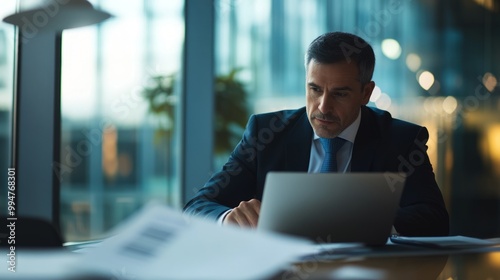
2,0 -> 112,31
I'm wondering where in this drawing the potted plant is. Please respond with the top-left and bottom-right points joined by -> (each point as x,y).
143,69 -> 249,154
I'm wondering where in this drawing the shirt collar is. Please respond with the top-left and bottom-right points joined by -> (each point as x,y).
313,108 -> 361,144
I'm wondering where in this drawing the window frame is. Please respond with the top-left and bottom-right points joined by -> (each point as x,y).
12,0 -> 216,235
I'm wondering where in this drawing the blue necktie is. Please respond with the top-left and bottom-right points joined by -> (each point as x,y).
319,137 -> 346,172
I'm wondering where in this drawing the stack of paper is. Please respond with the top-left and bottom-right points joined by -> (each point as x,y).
77,203 -> 312,279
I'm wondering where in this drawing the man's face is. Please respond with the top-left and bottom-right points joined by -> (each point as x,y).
306,60 -> 375,138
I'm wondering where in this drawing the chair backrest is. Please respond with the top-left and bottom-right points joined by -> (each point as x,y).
0,216 -> 64,248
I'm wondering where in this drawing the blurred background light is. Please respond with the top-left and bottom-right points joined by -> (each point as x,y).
485,125 -> 500,176
406,53 -> 422,72
381,38 -> 402,60
474,0 -> 496,11
443,96 -> 458,114
375,92 -> 392,110
482,72 -> 498,92
432,97 -> 444,114
370,86 -> 382,102
423,97 -> 433,113
418,71 -> 435,91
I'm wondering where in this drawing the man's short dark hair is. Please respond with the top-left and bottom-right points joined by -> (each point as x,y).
305,32 -> 375,84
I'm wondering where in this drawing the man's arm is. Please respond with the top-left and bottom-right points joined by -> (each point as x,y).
393,126 -> 449,236
184,107 -> 310,226
183,115 -> 261,222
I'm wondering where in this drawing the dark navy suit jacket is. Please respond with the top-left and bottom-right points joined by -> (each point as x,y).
184,106 -> 449,236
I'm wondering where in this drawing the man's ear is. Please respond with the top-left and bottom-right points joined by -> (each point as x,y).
361,81 -> 375,105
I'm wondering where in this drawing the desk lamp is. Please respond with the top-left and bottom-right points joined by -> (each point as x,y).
2,0 -> 112,31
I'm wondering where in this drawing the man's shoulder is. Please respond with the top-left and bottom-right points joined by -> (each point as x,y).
364,106 -> 423,131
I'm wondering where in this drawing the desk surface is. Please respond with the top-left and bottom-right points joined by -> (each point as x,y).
2,243 -> 500,279
279,246 -> 500,280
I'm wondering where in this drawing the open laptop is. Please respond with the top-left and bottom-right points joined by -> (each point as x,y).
257,172 -> 406,246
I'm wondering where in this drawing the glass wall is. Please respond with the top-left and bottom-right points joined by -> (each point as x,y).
215,0 -> 500,238
0,2 -> 16,216
59,0 -> 184,241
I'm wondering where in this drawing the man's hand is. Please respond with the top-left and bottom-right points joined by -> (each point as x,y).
223,199 -> 261,228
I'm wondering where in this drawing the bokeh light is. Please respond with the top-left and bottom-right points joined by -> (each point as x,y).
406,53 -> 421,72
418,71 -> 435,91
442,96 -> 458,114
381,39 -> 402,60
483,72 -> 498,92
375,93 -> 392,110
370,86 -> 382,102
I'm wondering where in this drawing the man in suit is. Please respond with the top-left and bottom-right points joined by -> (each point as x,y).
184,32 -> 449,237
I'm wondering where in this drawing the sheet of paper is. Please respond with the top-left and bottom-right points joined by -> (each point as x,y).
0,250 -> 82,279
389,235 -> 499,248
78,203 -> 312,280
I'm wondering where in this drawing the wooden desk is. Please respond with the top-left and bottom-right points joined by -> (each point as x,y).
278,246 -> 500,280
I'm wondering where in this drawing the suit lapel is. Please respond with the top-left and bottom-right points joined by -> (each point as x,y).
286,110 -> 313,171
351,106 -> 382,172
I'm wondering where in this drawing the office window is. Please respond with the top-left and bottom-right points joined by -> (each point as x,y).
216,0 -> 500,237
60,0 -> 184,241
0,3 -> 16,216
